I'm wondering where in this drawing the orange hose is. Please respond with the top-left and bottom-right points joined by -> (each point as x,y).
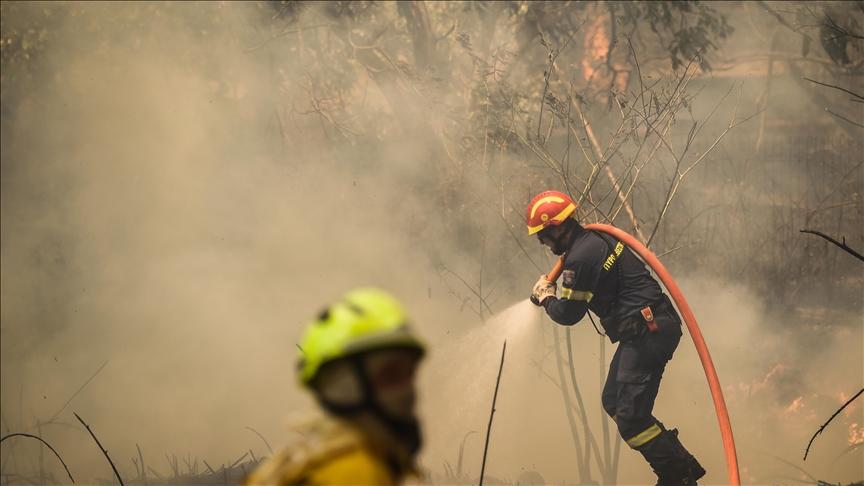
546,256 -> 566,283
548,224 -> 740,485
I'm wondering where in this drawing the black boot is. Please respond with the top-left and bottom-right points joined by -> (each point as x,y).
638,428 -> 706,485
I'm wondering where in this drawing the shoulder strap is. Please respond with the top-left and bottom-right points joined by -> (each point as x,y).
590,230 -> 624,277
589,230 -> 624,318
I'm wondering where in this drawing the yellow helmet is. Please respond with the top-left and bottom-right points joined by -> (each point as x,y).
297,288 -> 425,385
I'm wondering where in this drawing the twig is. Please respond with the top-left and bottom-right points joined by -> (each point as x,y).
47,361 -> 109,424
244,426 -> 274,455
478,341 -> 507,486
598,335 -> 611,481
566,328 -> 604,478
182,452 -> 194,475
165,454 -> 178,478
136,443 -> 147,486
646,85 -> 761,247
657,246 -> 684,258
832,442 -> 863,463
496,210 -> 543,273
440,266 -> 494,316
0,433 -> 75,483
803,77 -> 864,101
803,388 -> 864,460
572,97 -> 647,242
244,24 -> 336,52
755,1 -> 815,43
537,33 -> 576,140
760,450 -> 817,482
823,107 -> 864,129
73,412 -> 124,485
800,229 -> 864,262
823,13 -> 864,40
229,451 -> 249,469
787,60 -> 861,139
37,421 -> 45,485
552,325 -> 586,482
1,413 -> 19,478
456,430 -> 477,478
146,467 -> 164,481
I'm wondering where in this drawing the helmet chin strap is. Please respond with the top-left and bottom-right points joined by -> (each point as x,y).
317,356 -> 422,456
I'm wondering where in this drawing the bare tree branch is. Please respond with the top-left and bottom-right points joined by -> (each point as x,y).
645,83 -> 759,247
440,266 -> 494,316
552,325 -> 587,482
760,451 -> 817,482
478,341 -> 506,486
244,426 -> 274,455
47,361 -> 108,425
800,229 -> 864,262
73,412 -> 124,485
456,430 -> 477,478
229,451 -> 249,469
803,77 -> 864,101
136,443 -> 147,486
823,107 -> 864,128
147,466 -> 165,480
0,433 -> 75,483
572,97 -> 646,240
787,61 -> 862,138
565,329 -> 605,479
803,388 -> 864,460
755,1 -> 815,42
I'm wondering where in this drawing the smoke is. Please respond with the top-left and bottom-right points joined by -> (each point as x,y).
0,2 -> 464,480
2,2 -> 862,485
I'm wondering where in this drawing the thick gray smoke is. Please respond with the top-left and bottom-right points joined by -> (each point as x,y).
2,2 -> 862,485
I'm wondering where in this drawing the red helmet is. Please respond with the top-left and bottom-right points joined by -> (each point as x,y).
526,190 -> 577,235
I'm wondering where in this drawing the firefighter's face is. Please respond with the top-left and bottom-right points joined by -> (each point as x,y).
315,349 -> 421,419
315,349 -> 424,455
364,348 -> 421,420
538,224 -> 569,255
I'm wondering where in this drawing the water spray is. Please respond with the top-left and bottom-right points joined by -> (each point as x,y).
541,223 -> 741,486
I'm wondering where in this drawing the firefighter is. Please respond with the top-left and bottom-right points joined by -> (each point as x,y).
526,190 -> 706,485
245,288 -> 425,485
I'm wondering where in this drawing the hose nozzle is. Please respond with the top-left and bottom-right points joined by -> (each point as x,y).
530,256 -> 566,306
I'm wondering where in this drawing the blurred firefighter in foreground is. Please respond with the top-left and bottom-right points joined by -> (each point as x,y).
527,190 -> 706,485
245,288 -> 425,485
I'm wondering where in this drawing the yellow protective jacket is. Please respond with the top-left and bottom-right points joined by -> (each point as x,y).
244,418 -> 400,486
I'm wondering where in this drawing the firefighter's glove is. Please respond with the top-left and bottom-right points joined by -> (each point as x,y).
530,275 -> 556,306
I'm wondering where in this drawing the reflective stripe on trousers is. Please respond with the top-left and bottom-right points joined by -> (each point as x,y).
601,330 -> 681,448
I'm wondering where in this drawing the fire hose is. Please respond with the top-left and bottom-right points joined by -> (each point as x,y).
543,223 -> 740,486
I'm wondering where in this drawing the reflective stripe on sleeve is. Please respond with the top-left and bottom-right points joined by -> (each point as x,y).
560,288 -> 593,302
626,423 -> 662,448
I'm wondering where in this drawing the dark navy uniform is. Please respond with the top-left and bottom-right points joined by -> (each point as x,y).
542,229 -> 683,451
